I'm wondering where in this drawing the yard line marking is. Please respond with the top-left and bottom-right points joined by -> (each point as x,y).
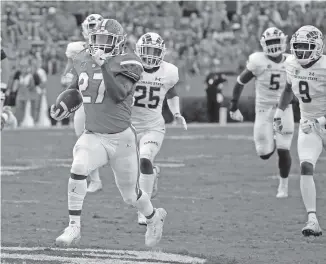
166,134 -> 253,141
1,247 -> 206,264
2,200 -> 40,204
159,195 -> 209,200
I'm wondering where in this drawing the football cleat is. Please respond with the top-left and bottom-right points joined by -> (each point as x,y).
276,179 -> 288,198
55,224 -> 81,247
151,165 -> 161,199
302,220 -> 322,237
87,180 -> 103,193
138,211 -> 147,226
145,208 -> 167,247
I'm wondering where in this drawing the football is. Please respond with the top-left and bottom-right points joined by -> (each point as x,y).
55,89 -> 83,114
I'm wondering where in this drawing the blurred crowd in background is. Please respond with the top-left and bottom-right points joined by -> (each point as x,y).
1,0 -> 326,127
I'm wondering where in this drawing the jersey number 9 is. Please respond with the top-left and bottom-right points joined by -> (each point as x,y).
299,81 -> 312,103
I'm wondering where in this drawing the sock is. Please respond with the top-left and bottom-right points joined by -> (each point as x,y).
279,177 -> 288,187
69,215 -> 81,226
89,168 -> 100,182
134,189 -> 154,218
138,172 -> 156,198
300,175 -> 316,215
277,149 -> 291,178
68,177 -> 87,226
308,212 -> 317,222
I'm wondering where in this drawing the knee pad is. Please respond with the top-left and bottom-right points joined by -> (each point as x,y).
259,150 -> 275,160
301,161 -> 314,175
140,158 -> 153,174
71,160 -> 89,176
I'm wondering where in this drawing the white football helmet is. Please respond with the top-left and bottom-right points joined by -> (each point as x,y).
290,25 -> 324,65
260,27 -> 287,57
135,32 -> 166,69
81,14 -> 103,40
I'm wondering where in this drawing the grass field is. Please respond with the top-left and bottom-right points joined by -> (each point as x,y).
1,124 -> 326,264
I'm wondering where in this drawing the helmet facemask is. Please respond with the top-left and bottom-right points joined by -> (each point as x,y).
260,35 -> 287,57
290,26 -> 324,65
291,39 -> 323,65
89,32 -> 125,56
136,44 -> 166,69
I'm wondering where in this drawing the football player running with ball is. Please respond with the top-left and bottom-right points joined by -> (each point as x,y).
274,25 -> 326,237
61,14 -> 104,193
52,19 -> 167,247
230,27 -> 294,198
132,32 -> 187,225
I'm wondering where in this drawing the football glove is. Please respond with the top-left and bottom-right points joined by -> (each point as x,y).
174,113 -> 187,130
50,104 -> 71,121
300,119 -> 321,134
273,108 -> 284,134
91,49 -> 106,66
229,100 -> 243,122
61,73 -> 74,86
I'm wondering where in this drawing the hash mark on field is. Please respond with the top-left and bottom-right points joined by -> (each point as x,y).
2,200 -> 40,204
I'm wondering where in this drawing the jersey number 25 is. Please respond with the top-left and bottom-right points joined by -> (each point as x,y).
134,85 -> 160,109
78,72 -> 105,104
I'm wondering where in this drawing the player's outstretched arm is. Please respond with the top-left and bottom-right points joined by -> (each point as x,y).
229,69 -> 254,122
166,87 -> 187,130
273,82 -> 294,134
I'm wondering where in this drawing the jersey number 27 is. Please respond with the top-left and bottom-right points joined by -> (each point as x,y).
78,72 -> 105,104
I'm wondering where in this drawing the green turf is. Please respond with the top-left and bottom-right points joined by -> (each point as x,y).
1,125 -> 325,264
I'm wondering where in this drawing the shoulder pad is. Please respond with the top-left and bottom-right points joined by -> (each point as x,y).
163,61 -> 179,87
117,53 -> 144,82
248,52 -> 265,65
66,42 -> 86,59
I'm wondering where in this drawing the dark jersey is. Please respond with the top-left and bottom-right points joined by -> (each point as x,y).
71,51 -> 143,133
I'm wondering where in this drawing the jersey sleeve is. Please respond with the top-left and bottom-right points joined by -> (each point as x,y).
119,57 -> 144,83
167,63 -> 179,88
246,52 -> 264,76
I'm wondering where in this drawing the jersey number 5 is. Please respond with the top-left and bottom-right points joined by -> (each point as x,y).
269,74 -> 280,90
134,86 -> 160,109
299,80 -> 312,103
78,72 -> 105,104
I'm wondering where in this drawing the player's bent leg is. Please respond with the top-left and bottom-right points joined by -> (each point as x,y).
87,169 -> 102,193
254,110 -> 275,160
138,131 -> 164,200
275,105 -> 294,198
111,127 -> 167,246
56,133 -> 108,247
298,129 -> 323,237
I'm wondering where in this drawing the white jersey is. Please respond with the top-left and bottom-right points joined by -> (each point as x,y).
132,61 -> 179,132
286,54 -> 326,120
247,52 -> 288,109
65,41 -> 86,59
